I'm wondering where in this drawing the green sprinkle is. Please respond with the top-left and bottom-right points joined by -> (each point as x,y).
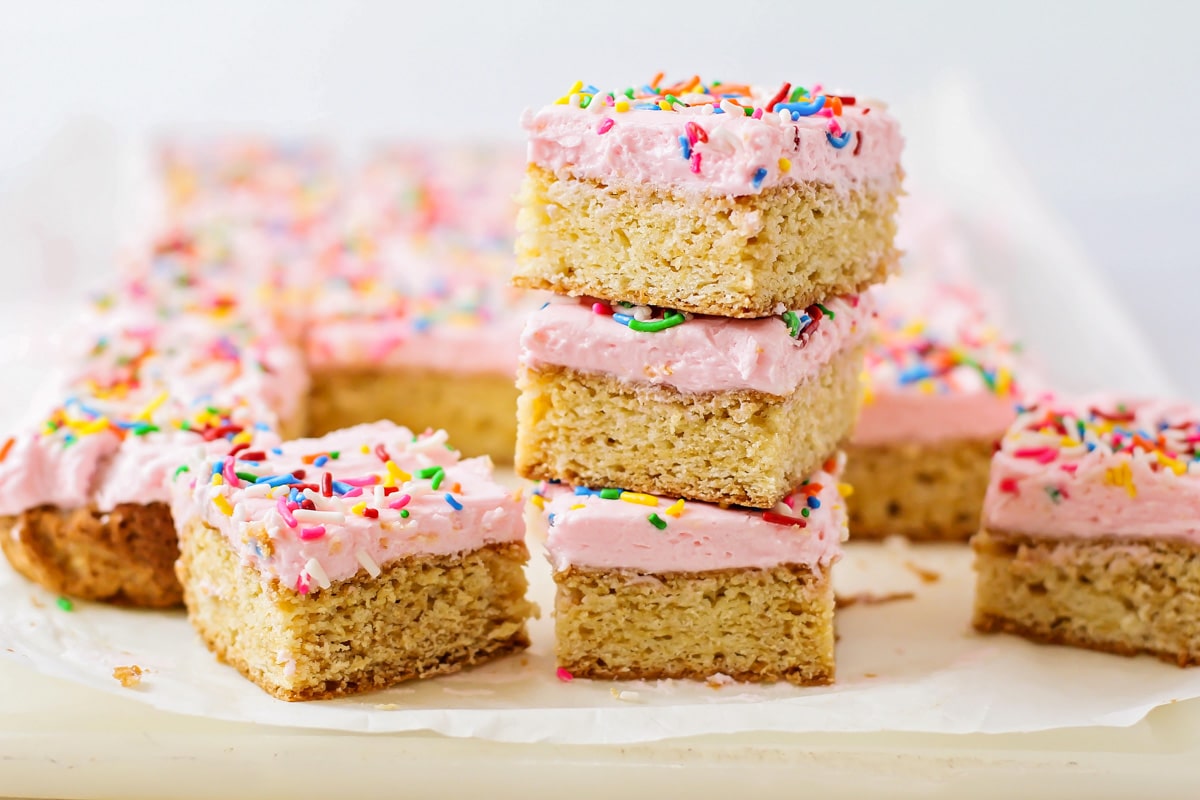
782,310 -> 801,338
743,106 -> 754,116
400,509 -> 410,518
235,471 -> 259,483
815,303 -> 835,320
330,451 -> 340,459
801,508 -> 811,518
206,406 -> 219,416
172,464 -> 190,481
599,488 -> 622,500
417,466 -> 441,479
179,420 -> 191,431
648,513 -> 667,530
624,87 -> 635,99
132,423 -> 159,436
56,597 -> 73,612
431,470 -> 445,490
580,94 -> 592,109
628,311 -> 687,333
789,86 -> 809,102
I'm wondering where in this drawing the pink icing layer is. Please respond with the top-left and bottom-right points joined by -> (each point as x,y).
305,316 -> 523,374
521,295 -> 869,396
170,422 -> 525,590
854,392 -> 1015,445
523,88 -> 902,197
540,466 -> 846,573
982,397 -> 1200,540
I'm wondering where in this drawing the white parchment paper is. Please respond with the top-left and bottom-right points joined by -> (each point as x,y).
0,82 -> 1192,743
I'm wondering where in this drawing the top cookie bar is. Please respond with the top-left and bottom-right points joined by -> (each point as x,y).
513,76 -> 904,317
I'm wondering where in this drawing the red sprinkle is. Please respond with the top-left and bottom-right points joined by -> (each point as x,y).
591,302 -> 613,316
363,508 -> 379,519
229,442 -> 249,457
321,472 -> 333,497
764,82 -> 791,112
239,450 -> 266,462
999,477 -> 1021,495
690,151 -> 702,174
1060,463 -> 1079,475
374,443 -> 391,463
763,511 -> 807,528
1013,447 -> 1057,464
556,667 -> 574,683
685,120 -> 708,143
292,469 -> 306,480
853,131 -> 864,156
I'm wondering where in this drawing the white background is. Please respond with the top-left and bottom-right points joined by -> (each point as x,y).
0,0 -> 1197,397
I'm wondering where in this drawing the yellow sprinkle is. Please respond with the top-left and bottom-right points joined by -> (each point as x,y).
1157,453 -> 1187,476
385,460 -> 411,483
664,499 -> 686,518
1060,436 -> 1077,447
555,80 -> 584,104
232,430 -> 253,446
658,100 -> 672,111
1103,464 -> 1137,498
351,502 -> 368,516
213,495 -> 233,516
615,99 -> 630,112
995,369 -> 1013,396
510,488 -> 524,502
838,482 -> 855,498
135,391 -> 168,422
570,503 -> 586,511
530,494 -> 545,511
77,417 -> 110,435
620,492 -> 658,507
778,157 -> 791,173
211,473 -> 224,486
360,445 -> 370,454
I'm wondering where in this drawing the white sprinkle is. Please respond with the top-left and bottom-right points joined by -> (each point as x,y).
631,305 -> 652,321
778,108 -> 792,124
304,557 -> 331,590
610,688 -> 642,703
232,502 -> 247,523
293,509 -> 346,524
719,99 -> 741,115
374,485 -> 385,507
568,92 -> 582,108
408,429 -> 450,454
588,96 -> 606,114
356,550 -> 381,578
242,483 -> 271,498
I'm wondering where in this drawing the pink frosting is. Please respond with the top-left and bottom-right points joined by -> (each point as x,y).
982,397 -> 1200,540
853,276 -> 1022,446
540,465 -> 846,573
521,295 -> 869,396
523,85 -> 902,197
170,422 -> 525,590
0,308 -> 304,515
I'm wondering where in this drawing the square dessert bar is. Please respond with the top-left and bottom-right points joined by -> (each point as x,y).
514,77 -> 904,318
973,398 -> 1200,666
538,458 -> 848,685
171,422 -> 534,700
516,294 -> 868,509
844,277 -> 1020,541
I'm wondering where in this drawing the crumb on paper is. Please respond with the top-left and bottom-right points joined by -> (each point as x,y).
836,591 -> 916,608
864,672 -> 878,679
610,688 -> 642,703
375,703 -> 399,711
112,665 -> 143,688
28,596 -> 42,609
903,561 -> 941,584
706,673 -> 736,690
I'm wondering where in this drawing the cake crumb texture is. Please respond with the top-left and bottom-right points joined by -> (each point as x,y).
0,503 -> 182,608
307,366 -> 517,462
553,563 -> 835,685
844,437 -> 995,541
513,165 -> 899,318
177,518 -> 535,701
972,528 -> 1200,667
516,345 -> 863,509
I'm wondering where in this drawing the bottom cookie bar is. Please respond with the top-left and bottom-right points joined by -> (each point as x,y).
554,563 -> 835,685
0,502 -> 182,608
178,518 -> 533,701
972,528 -> 1200,667
844,437 -> 995,541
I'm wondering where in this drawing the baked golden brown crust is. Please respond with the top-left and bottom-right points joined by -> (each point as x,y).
513,164 -> 900,318
177,516 -> 535,700
554,563 -> 835,686
0,502 -> 182,608
972,528 -> 1200,667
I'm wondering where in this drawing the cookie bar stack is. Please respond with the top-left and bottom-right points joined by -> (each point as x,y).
511,77 -> 903,684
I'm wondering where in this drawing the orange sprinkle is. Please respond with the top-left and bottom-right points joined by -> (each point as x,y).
800,482 -> 824,496
650,72 -> 665,90
828,96 -> 843,115
0,438 -> 13,463
822,457 -> 839,473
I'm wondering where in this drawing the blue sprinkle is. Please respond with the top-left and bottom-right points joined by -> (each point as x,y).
272,447 -> 283,456
898,365 -> 934,385
1086,443 -> 1097,452
445,493 -> 463,511
413,318 -> 431,333
548,513 -> 557,527
634,102 -> 660,110
257,474 -> 299,488
583,84 -> 598,94
751,167 -> 768,189
775,95 -> 826,117
612,313 -> 633,326
314,455 -> 329,467
211,461 -> 224,476
713,106 -> 725,114
826,130 -> 853,149
679,135 -> 691,161
540,301 -> 550,310
254,421 -> 270,431
574,486 -> 600,496
332,480 -> 353,495
807,496 -> 821,510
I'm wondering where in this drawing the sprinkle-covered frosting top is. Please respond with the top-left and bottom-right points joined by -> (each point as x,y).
535,454 -> 850,572
524,74 -> 903,196
170,421 -> 525,591
983,397 -> 1200,539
